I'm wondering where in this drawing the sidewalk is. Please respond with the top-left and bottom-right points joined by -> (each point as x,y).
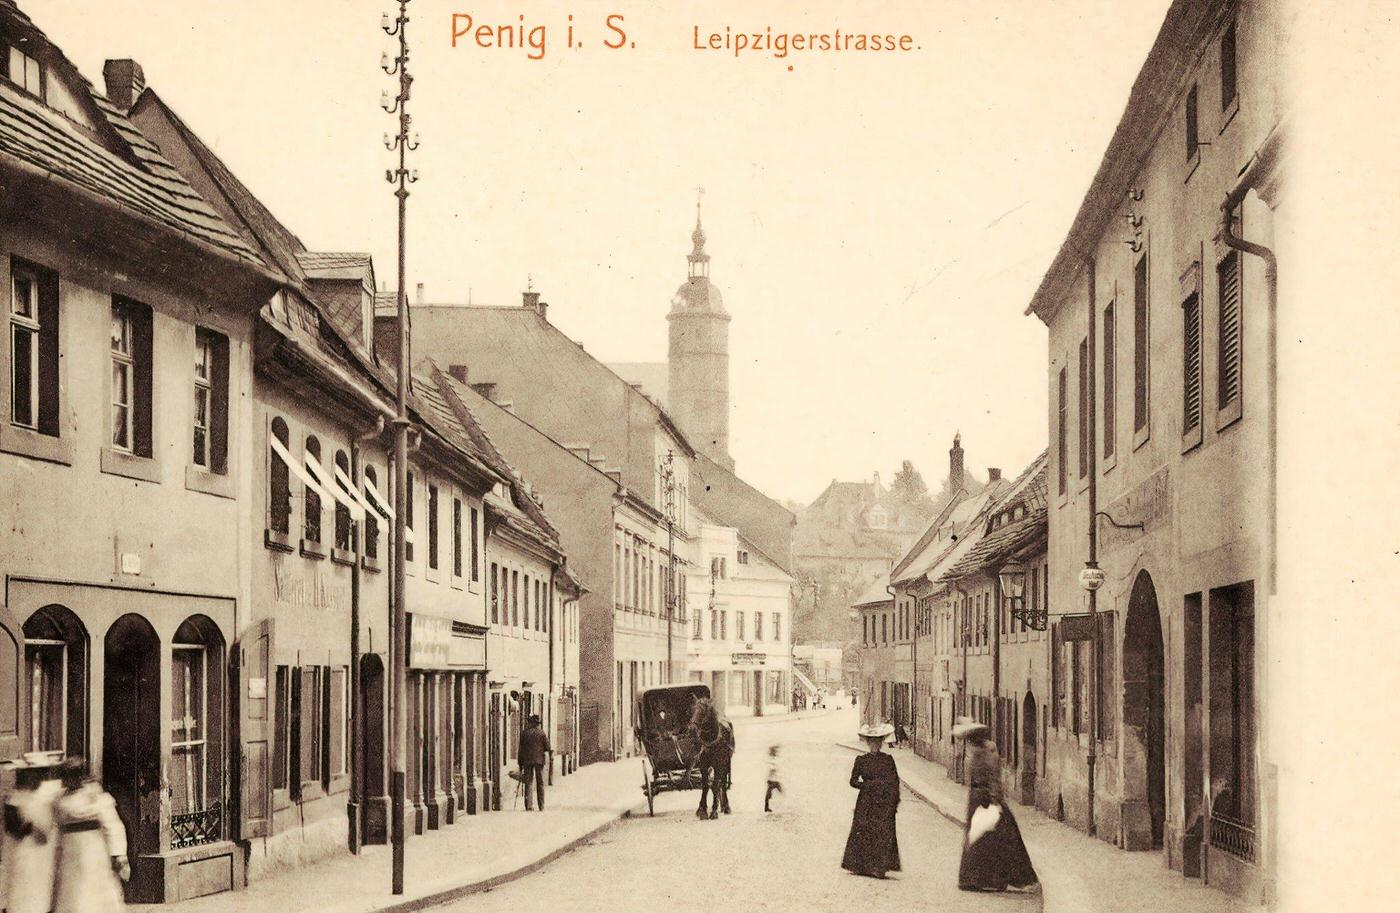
132,757 -> 646,913
838,741 -> 1265,913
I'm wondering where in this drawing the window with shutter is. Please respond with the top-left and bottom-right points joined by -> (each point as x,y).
1134,253 -> 1150,438
1183,292 -> 1203,441
1057,367 -> 1068,495
1218,249 -> 1243,425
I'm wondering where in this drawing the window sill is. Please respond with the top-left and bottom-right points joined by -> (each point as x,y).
1216,399 -> 1242,432
300,539 -> 327,560
265,528 -> 294,552
450,575 -> 464,591
328,773 -> 350,797
296,781 -> 326,803
100,447 -> 162,484
331,548 -> 356,567
185,464 -> 235,499
1101,451 -> 1117,475
0,424 -> 73,465
273,788 -> 292,813
1184,147 -> 1201,184
1219,95 -> 1239,136
1056,491 -> 1069,510
362,554 -> 382,573
1181,424 -> 1203,454
1077,477 -> 1090,496
469,580 -> 481,595
1132,425 -> 1151,452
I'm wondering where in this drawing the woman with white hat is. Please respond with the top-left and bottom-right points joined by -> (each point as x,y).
1,753 -> 63,913
953,719 -> 1038,893
840,721 -> 901,879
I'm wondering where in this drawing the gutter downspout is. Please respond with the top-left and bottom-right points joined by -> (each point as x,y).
349,414 -> 385,853
1086,253 -> 1099,838
952,581 -> 970,783
1221,132 -> 1282,900
1222,140 -> 1281,597
885,582 -> 902,735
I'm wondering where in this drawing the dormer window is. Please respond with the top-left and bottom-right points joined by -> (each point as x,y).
5,45 -> 44,99
869,506 -> 888,529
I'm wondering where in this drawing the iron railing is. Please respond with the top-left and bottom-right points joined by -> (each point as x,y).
1209,812 -> 1256,863
170,802 -> 222,850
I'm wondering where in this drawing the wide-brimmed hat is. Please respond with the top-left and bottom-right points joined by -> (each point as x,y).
857,722 -> 894,740
2,751 -> 61,771
951,718 -> 991,740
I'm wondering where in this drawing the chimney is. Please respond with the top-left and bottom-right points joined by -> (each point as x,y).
470,382 -> 497,401
949,432 -> 964,490
537,300 -> 549,322
448,365 -> 468,384
987,467 -> 1001,482
103,59 -> 146,112
522,290 -> 540,311
415,283 -> 424,305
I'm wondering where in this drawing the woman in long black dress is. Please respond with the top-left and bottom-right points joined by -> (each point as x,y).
956,724 -> 1038,892
841,722 -> 901,879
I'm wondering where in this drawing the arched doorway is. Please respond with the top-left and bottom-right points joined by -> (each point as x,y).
1122,571 -> 1165,851
23,604 -> 88,760
1020,692 -> 1038,804
103,613 -> 161,885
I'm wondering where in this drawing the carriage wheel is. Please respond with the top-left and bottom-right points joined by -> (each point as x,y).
642,758 -> 655,816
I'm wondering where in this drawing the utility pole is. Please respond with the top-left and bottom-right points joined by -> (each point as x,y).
381,0 -> 419,894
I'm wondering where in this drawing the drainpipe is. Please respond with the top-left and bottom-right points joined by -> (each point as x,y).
1221,134 -> 1281,597
349,414 -> 385,854
953,581 -> 969,783
1087,253 -> 1099,838
547,568 -> 556,785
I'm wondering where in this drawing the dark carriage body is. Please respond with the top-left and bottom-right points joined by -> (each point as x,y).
632,683 -> 711,813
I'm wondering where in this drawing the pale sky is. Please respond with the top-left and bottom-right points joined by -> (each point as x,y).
40,0 -> 1171,505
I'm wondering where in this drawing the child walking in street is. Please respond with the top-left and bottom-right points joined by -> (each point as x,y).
764,745 -> 783,812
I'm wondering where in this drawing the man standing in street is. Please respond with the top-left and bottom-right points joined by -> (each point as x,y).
518,714 -> 550,811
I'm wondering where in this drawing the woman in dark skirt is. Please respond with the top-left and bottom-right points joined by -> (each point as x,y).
841,722 -> 901,879
955,722 -> 1038,892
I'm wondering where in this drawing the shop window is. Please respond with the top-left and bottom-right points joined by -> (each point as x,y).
330,667 -> 348,779
302,436 -> 325,549
9,258 -> 60,437
269,418 -> 292,536
273,666 -> 290,791
298,666 -> 324,790
170,616 -> 224,849
23,605 -> 87,759
1210,582 -> 1256,831
109,297 -> 153,457
192,328 -> 229,473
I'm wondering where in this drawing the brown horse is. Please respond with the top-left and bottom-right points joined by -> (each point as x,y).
688,697 -> 735,819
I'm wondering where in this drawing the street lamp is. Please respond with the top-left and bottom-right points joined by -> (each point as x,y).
999,558 -> 1048,631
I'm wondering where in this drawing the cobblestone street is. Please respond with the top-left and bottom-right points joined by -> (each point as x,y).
434,708 -> 1032,913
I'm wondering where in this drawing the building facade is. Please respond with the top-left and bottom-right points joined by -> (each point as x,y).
684,518 -> 793,717
1026,0 -> 1285,902
0,9 -> 280,901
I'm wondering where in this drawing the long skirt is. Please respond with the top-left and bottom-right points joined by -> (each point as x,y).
52,827 -> 125,913
841,789 -> 901,876
958,789 -> 1038,891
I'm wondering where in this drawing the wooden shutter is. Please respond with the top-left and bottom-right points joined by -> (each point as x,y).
1183,293 -> 1203,431
235,617 -> 274,839
1218,251 -> 1243,408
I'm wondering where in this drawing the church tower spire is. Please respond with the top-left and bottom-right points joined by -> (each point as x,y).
668,191 -> 733,469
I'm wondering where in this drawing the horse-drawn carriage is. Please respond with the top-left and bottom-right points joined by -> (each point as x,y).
632,683 -> 733,817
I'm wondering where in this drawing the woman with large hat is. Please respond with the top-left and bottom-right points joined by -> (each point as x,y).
953,719 -> 1038,893
50,757 -> 128,913
1,753 -> 63,913
840,722 -> 901,879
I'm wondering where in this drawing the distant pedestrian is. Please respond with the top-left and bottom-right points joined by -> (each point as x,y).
1,754 -> 63,913
517,714 -> 550,811
953,720 -> 1038,893
893,720 -> 910,748
841,722 -> 901,879
51,757 -> 129,913
764,745 -> 783,812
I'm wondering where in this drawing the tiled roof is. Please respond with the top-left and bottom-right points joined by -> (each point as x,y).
851,575 -> 893,608
0,3 -> 260,267
297,251 -> 372,279
943,508 -> 1047,579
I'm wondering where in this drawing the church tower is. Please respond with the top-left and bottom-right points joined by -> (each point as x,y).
668,200 -> 733,469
